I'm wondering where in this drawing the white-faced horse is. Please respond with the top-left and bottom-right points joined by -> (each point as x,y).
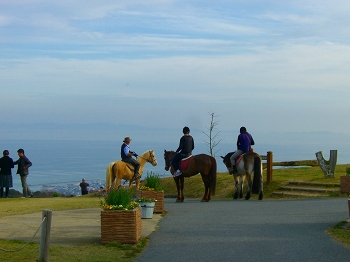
221,152 -> 263,200
106,150 -> 157,190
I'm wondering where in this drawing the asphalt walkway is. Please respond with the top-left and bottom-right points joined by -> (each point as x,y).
136,198 -> 350,262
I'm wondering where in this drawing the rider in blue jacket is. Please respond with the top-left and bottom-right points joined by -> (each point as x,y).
230,127 -> 255,174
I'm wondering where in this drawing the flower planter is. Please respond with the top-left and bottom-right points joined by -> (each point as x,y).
140,202 -> 155,219
100,207 -> 141,244
340,176 -> 350,193
136,190 -> 164,214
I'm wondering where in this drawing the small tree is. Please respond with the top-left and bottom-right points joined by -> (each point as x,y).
203,112 -> 222,157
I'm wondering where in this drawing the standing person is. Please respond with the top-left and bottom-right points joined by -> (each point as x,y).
230,126 -> 255,174
13,148 -> 33,198
80,178 -> 89,195
0,150 -> 14,198
172,126 -> 195,177
121,137 -> 141,179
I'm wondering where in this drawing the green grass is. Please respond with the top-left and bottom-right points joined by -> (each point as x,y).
0,164 -> 349,261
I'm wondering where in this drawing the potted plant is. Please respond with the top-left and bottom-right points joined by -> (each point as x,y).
100,187 -> 141,244
340,167 -> 350,193
136,172 -> 165,214
135,197 -> 156,219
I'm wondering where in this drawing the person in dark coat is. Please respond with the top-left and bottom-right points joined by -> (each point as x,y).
0,150 -> 14,198
79,178 -> 89,195
13,148 -> 33,198
172,126 -> 195,177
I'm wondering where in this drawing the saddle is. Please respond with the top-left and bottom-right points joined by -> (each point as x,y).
179,155 -> 192,171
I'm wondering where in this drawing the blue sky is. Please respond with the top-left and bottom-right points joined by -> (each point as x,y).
1,1 -> 350,155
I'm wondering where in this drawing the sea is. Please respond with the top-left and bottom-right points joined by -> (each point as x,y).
1,139 -> 349,195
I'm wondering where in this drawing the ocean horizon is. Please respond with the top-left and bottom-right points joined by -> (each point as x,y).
1,139 -> 349,193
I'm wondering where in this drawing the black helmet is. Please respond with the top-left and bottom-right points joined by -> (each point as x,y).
183,126 -> 190,134
240,126 -> 247,133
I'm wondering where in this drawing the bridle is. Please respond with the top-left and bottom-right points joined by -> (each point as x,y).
138,150 -> 157,165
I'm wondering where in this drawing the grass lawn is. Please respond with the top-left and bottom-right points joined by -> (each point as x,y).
0,164 -> 349,261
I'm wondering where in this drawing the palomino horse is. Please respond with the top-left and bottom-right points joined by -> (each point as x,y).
221,152 -> 263,200
106,150 -> 157,190
164,150 -> 217,202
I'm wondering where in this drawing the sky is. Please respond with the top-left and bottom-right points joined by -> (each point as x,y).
1,1 -> 350,159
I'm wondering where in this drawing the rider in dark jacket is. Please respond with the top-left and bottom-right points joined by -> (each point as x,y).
172,126 -> 194,177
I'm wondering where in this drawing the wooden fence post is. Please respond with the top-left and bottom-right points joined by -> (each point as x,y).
38,209 -> 52,262
266,151 -> 273,183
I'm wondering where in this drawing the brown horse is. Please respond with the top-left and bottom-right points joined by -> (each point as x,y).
221,152 -> 263,200
106,150 -> 157,190
164,150 -> 217,202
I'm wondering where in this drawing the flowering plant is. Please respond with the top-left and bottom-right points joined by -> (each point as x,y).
135,197 -> 156,203
141,172 -> 164,191
139,185 -> 155,191
100,187 -> 139,210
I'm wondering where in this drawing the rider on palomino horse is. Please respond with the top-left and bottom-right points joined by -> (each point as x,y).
121,137 -> 141,180
230,126 -> 255,174
171,126 -> 194,177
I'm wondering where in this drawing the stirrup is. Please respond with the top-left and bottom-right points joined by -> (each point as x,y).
133,173 -> 141,179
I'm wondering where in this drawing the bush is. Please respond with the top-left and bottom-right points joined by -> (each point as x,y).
143,172 -> 164,191
101,187 -> 138,210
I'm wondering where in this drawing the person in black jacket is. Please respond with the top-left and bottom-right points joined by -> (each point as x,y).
13,148 -> 33,198
172,126 -> 195,177
0,150 -> 14,198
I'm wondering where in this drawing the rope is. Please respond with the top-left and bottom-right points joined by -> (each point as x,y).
0,216 -> 46,252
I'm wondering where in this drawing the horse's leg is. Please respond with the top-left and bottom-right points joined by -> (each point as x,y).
245,174 -> 252,200
180,176 -> 185,202
173,177 -> 181,202
201,174 -> 210,202
259,175 -> 264,200
233,175 -> 239,199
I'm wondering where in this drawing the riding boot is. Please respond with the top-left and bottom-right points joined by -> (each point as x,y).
133,173 -> 141,179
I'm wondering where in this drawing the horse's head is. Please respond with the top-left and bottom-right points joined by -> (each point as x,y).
164,150 -> 175,171
147,150 -> 157,166
221,152 -> 234,173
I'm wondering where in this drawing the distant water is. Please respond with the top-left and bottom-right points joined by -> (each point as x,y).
1,139 -> 349,193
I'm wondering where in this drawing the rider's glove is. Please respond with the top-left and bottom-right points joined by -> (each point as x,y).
133,153 -> 138,157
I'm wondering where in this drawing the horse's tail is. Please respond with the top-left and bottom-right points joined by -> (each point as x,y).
252,156 -> 262,194
106,162 -> 114,190
209,156 -> 217,195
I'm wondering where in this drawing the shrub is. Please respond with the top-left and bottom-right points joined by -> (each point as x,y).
142,172 -> 164,191
100,187 -> 139,210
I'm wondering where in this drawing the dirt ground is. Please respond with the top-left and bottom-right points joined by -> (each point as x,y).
0,208 -> 162,246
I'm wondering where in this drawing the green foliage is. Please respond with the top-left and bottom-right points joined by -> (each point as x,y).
135,197 -> 156,203
327,221 -> 350,249
143,172 -> 164,191
101,187 -> 138,210
53,192 -> 60,197
346,166 -> 350,176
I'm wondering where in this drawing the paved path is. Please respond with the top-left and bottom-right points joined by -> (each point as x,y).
136,198 -> 350,262
0,208 -> 162,246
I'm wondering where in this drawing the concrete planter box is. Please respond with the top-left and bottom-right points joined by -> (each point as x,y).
101,207 -> 141,244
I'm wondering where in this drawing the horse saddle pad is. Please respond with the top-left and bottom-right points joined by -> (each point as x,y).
236,154 -> 244,164
180,155 -> 192,170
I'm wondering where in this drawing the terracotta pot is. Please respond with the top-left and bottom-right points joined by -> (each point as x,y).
100,207 -> 141,244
